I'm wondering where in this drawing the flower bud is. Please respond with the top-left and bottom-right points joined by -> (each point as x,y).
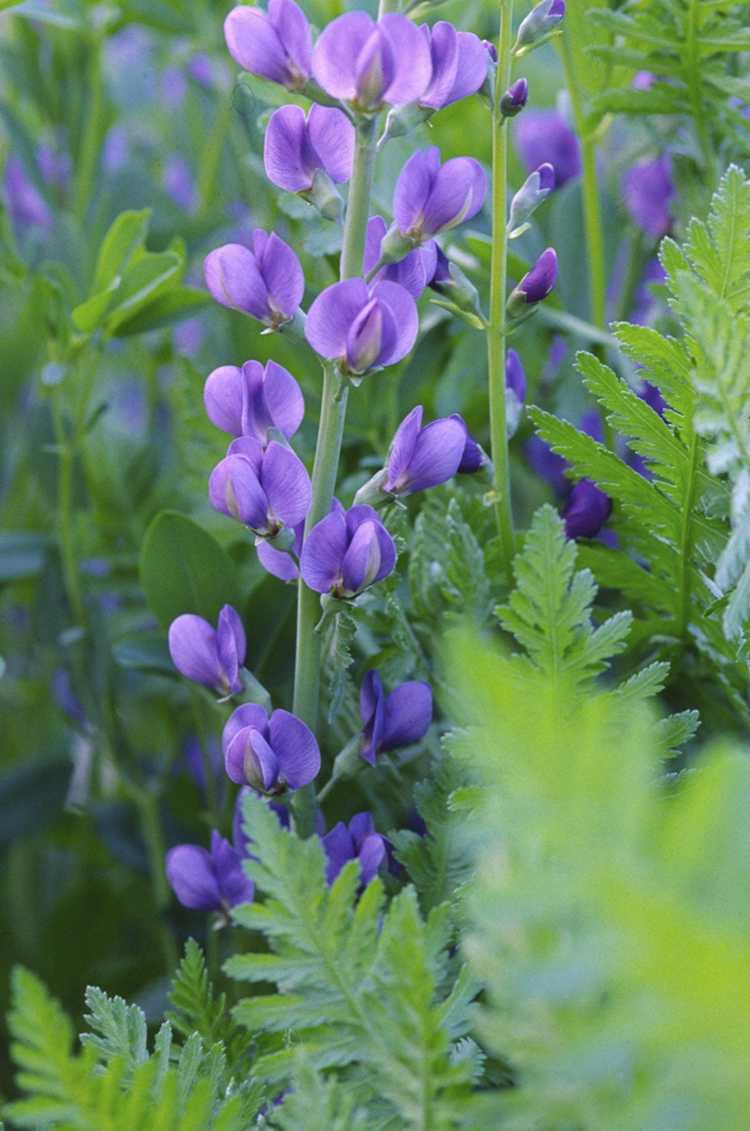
500,77 -> 528,118
514,0 -> 565,56
507,247 -> 558,316
507,163 -> 555,238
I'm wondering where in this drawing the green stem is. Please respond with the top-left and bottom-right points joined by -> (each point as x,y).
51,389 -> 85,625
134,786 -> 178,972
198,94 -> 235,216
686,0 -> 713,173
189,687 -> 221,830
73,33 -> 105,222
486,0 -> 516,573
676,430 -> 699,639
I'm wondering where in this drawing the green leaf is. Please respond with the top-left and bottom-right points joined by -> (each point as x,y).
139,510 -> 241,628
92,209 -> 151,295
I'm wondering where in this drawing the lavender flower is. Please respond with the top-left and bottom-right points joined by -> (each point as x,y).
507,163 -> 555,237
305,278 -> 418,376
516,109 -> 580,186
515,0 -> 565,53
163,154 -> 197,212
451,414 -> 486,473
222,702 -> 320,793
385,405 -> 467,495
392,147 -> 486,244
322,812 -> 386,886
203,359 -> 304,443
418,21 -> 488,111
166,829 -> 253,911
359,670 -> 432,765
209,437 -> 312,538
204,230 -> 304,329
256,520 -> 304,582
3,156 -> 52,231
508,247 -> 558,313
622,155 -> 674,240
168,604 -> 246,695
224,0 -> 311,89
300,502 -> 396,597
563,479 -> 612,540
506,348 -> 527,402
500,77 -> 528,118
264,104 -> 354,217
364,216 -> 437,299
312,12 -> 432,112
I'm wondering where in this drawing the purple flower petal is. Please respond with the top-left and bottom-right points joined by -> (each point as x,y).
269,708 -> 321,788
209,453 -> 270,530
300,507 -> 349,593
307,104 -> 355,184
378,13 -> 432,106
341,520 -> 384,594
269,0 -> 312,78
386,404 -> 423,490
168,614 -> 221,687
349,811 -> 376,847
381,681 -> 432,750
370,280 -> 418,365
204,365 -> 244,435
257,231 -> 304,320
312,11 -> 374,101
451,414 -> 485,474
420,156 -> 486,235
515,110 -> 580,187
260,360 -> 305,439
216,605 -> 246,694
322,821 -> 355,884
211,830 -> 254,907
563,478 -> 612,540
360,670 -> 385,765
255,538 -> 300,583
224,0 -> 310,86
358,833 -> 386,886
204,243 -> 269,319
166,844 -> 221,910
394,147 -> 441,233
305,278 -> 371,360
419,21 -> 460,110
260,441 -> 312,529
386,411 -> 465,494
622,155 -> 674,239
449,30 -> 489,103
223,702 -> 270,757
506,348 -> 526,401
264,104 -> 311,191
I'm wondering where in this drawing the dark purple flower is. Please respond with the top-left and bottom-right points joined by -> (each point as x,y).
450,414 -> 486,473
204,230 -> 304,328
322,812 -> 387,887
507,163 -> 555,236
515,0 -> 565,52
208,436 -> 312,538
515,109 -> 580,186
418,21 -> 488,111
223,702 -> 320,793
163,154 -> 197,212
506,348 -> 527,402
300,501 -> 396,597
393,147 -> 486,242
184,735 -> 223,793
364,216 -> 437,299
3,156 -> 52,231
639,380 -> 666,418
204,359 -> 304,443
305,278 -> 418,375
224,0 -> 312,89
264,104 -> 354,195
508,247 -> 558,312
312,12 -> 431,111
622,155 -> 674,239
385,405 -> 466,495
633,71 -> 655,91
500,77 -> 528,118
168,604 -> 246,695
525,434 -> 569,494
166,829 -> 254,912
563,478 -> 612,540
359,670 -> 432,765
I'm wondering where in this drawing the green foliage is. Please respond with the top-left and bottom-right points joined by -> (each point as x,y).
3,968 -> 262,1130
408,493 -> 492,626
226,792 -> 473,1129
267,1059 -> 370,1131
447,630 -> 750,1131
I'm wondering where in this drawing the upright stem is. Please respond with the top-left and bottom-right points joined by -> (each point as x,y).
486,0 -> 516,573
292,117 -> 377,731
51,388 -> 85,624
198,94 -> 234,216
133,786 -> 178,972
73,33 -> 105,222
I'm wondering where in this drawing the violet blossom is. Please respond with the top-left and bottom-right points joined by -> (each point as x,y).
359,670 -> 432,765
500,77 -> 528,118
563,478 -> 612,540
321,812 -> 387,887
223,702 -> 321,793
418,21 -> 488,111
209,437 -> 312,539
203,359 -> 304,443
364,216 -> 437,298
622,155 -> 674,240
515,109 -> 580,186
300,502 -> 396,597
224,0 -> 312,89
384,405 -> 467,496
264,104 -> 354,218
515,0 -> 566,53
168,604 -> 246,695
204,229 -> 304,328
391,146 -> 486,246
508,248 -> 558,313
451,415 -> 486,473
305,278 -> 418,376
166,829 -> 253,912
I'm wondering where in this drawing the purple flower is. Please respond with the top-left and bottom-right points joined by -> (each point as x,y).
515,0 -> 565,52
184,735 -> 223,793
300,501 -> 396,598
168,604 -> 246,695
3,156 -> 52,231
526,432 -> 568,493
515,109 -> 581,186
305,278 -> 418,376
322,812 -> 387,887
312,12 -> 432,112
188,52 -> 217,88
418,21 -> 488,111
639,380 -> 666,418
506,348 -> 527,402
508,247 -> 558,312
208,436 -> 312,538
393,147 -> 486,242
256,520 -> 304,583
166,829 -> 253,912
451,414 -> 486,473
163,154 -> 197,212
204,230 -> 304,328
385,405 -> 466,495
500,77 -> 528,118
222,702 -> 320,793
264,104 -> 354,195
359,670 -> 432,765
563,479 -> 612,540
224,0 -> 312,89
622,155 -> 674,240
364,216 -> 437,299
161,65 -> 188,108
103,126 -> 130,173
204,359 -> 304,443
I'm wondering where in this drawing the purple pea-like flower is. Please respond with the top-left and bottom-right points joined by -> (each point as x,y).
264,103 -> 354,197
364,216 -> 437,299
312,12 -> 432,112
168,604 -> 246,695
209,436 -> 312,538
393,147 -> 486,243
508,247 -> 558,313
516,109 -> 580,187
305,278 -> 418,376
322,812 -> 387,887
300,502 -> 396,598
224,0 -> 312,89
359,670 -> 432,765
204,229 -> 304,329
450,414 -> 486,473
500,77 -> 528,118
563,478 -> 612,540
223,702 -> 320,793
622,155 -> 674,240
166,829 -> 254,912
418,21 -> 488,111
204,359 -> 304,444
385,405 -> 467,496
